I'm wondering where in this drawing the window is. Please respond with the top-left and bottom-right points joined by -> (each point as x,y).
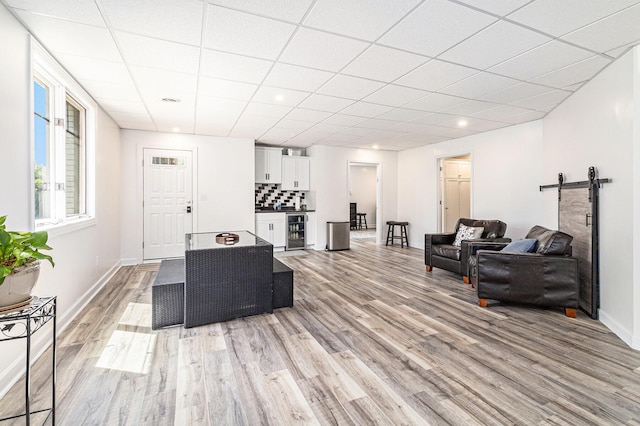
32,40 -> 95,229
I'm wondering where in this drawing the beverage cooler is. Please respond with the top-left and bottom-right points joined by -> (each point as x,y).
286,212 -> 306,250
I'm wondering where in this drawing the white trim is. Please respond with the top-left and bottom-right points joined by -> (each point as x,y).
347,160 -> 383,244
599,309 -> 640,350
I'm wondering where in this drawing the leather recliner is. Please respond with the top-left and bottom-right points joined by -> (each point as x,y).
424,218 -> 509,282
475,225 -> 579,317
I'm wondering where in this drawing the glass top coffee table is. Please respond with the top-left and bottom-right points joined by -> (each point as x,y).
184,231 -> 273,328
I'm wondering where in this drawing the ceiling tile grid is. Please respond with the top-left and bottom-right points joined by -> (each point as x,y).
5,0 -> 640,150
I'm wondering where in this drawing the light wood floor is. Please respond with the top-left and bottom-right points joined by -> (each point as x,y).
2,237 -> 640,425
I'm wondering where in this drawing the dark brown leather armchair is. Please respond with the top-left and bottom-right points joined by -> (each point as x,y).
424,218 -> 509,282
475,225 -> 579,317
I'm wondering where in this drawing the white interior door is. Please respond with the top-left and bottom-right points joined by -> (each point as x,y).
143,148 -> 193,260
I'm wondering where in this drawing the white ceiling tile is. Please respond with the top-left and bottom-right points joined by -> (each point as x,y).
530,56 -> 612,89
115,32 -> 200,75
298,94 -> 355,112
105,109 -> 152,123
196,97 -> 247,122
81,79 -> 141,102
131,66 -> 198,99
439,21 -> 551,70
264,63 -> 334,92
198,77 -> 257,101
375,108 -> 428,121
403,93 -> 468,112
479,82 -> 554,104
340,127 -> 377,136
341,45 -> 428,82
56,54 -> 130,84
470,104 -> 538,122
100,0 -> 204,45
310,123 -> 349,134
276,119 -> 317,131
488,40 -> 594,81
355,119 -> 400,130
304,0 -> 421,41
512,90 -> 573,110
317,75 -> 386,100
6,0 -> 105,25
204,6 -> 296,59
323,114 -> 368,126
395,59 -> 479,91
96,98 -> 148,115
251,86 -> 310,106
279,27 -> 369,72
379,0 -> 497,56
561,4 -> 640,53
200,50 -> 273,84
259,128 -> 299,143
118,120 -> 157,131
606,41 -> 639,59
508,0 -> 640,37
502,110 -> 546,124
16,13 -> 121,61
438,116 -> 508,132
362,85 -> 427,107
440,72 -> 520,99
208,0 -> 313,22
410,113 -> 458,125
285,108 -> 334,121
243,103 -> 293,121
339,102 -> 394,117
318,134 -> 361,143
441,99 -> 500,115
453,0 -> 531,16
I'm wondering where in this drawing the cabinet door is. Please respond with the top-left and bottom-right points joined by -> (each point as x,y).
256,220 -> 272,243
281,156 -> 297,190
296,157 -> 310,190
266,149 -> 282,183
255,148 -> 269,183
306,212 -> 316,246
272,218 -> 286,247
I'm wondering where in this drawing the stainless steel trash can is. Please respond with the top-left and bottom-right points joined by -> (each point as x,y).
326,221 -> 350,251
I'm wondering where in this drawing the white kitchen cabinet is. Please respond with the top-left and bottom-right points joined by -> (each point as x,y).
255,212 -> 286,247
255,147 -> 282,184
281,156 -> 310,190
306,212 -> 316,247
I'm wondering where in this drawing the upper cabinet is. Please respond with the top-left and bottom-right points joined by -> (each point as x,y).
281,156 -> 310,190
255,147 -> 282,184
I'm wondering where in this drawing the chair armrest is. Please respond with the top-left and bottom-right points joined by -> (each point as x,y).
460,239 -> 512,278
476,251 -> 579,308
424,232 -> 455,266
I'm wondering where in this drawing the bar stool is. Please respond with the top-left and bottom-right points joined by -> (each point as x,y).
356,213 -> 367,229
386,221 -> 409,247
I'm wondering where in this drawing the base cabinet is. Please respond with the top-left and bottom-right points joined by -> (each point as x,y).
256,213 -> 286,247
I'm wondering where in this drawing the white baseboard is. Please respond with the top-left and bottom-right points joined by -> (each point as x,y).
599,309 -> 640,350
0,260 -> 122,399
120,257 -> 139,266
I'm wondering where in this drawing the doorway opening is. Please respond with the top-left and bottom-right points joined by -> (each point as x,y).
438,154 -> 471,233
348,162 -> 381,243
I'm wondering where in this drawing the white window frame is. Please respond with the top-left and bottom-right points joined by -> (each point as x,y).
31,39 -> 96,233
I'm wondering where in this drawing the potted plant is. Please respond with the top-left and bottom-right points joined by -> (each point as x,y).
0,215 -> 54,309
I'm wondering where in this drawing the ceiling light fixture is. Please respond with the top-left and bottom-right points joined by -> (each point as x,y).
274,94 -> 285,102
373,145 -> 379,149
457,119 -> 468,127
172,127 -> 180,133
162,98 -> 181,103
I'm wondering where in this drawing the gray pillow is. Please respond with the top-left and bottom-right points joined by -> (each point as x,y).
501,239 -> 538,253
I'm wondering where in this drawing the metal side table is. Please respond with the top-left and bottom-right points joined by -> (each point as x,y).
0,296 -> 56,425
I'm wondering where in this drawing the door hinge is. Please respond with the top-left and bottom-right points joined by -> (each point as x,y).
142,242 -> 144,248
54,118 -> 65,127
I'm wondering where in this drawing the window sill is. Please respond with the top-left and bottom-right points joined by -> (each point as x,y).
37,216 -> 96,237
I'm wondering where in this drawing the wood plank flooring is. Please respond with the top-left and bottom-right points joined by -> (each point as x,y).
2,237 -> 640,425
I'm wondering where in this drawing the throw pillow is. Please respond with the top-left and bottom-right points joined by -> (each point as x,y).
453,224 -> 484,247
501,239 -> 538,253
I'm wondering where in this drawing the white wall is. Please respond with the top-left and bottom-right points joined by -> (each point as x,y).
119,130 -> 255,263
0,4 -> 122,395
308,145 -> 397,248
543,47 -> 638,348
350,165 -> 377,227
398,120 -> 545,248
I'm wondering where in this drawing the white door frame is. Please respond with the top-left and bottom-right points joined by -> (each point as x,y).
137,145 -> 198,263
348,161 -> 383,244
436,152 -> 472,232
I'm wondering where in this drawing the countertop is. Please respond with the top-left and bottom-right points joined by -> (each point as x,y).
255,209 -> 315,213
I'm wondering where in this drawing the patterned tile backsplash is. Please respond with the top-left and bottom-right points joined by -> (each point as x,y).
255,183 -> 306,208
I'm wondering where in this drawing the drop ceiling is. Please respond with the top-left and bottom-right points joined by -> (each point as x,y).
4,0 -> 640,151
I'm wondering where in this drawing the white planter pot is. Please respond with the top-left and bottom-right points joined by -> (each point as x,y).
0,262 -> 40,309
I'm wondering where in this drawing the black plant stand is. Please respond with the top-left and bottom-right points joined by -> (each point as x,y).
0,296 -> 56,425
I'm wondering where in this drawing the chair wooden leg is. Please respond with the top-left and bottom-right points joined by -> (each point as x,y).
463,276 -> 469,284
425,265 -> 432,272
565,308 -> 577,318
478,298 -> 487,307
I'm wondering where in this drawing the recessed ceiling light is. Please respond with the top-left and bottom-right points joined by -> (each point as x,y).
372,145 -> 379,149
274,94 -> 285,102
162,98 -> 181,103
457,119 -> 468,127
172,127 -> 180,133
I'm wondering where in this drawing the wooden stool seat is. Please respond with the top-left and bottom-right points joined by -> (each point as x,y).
356,213 -> 368,229
386,221 -> 409,247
